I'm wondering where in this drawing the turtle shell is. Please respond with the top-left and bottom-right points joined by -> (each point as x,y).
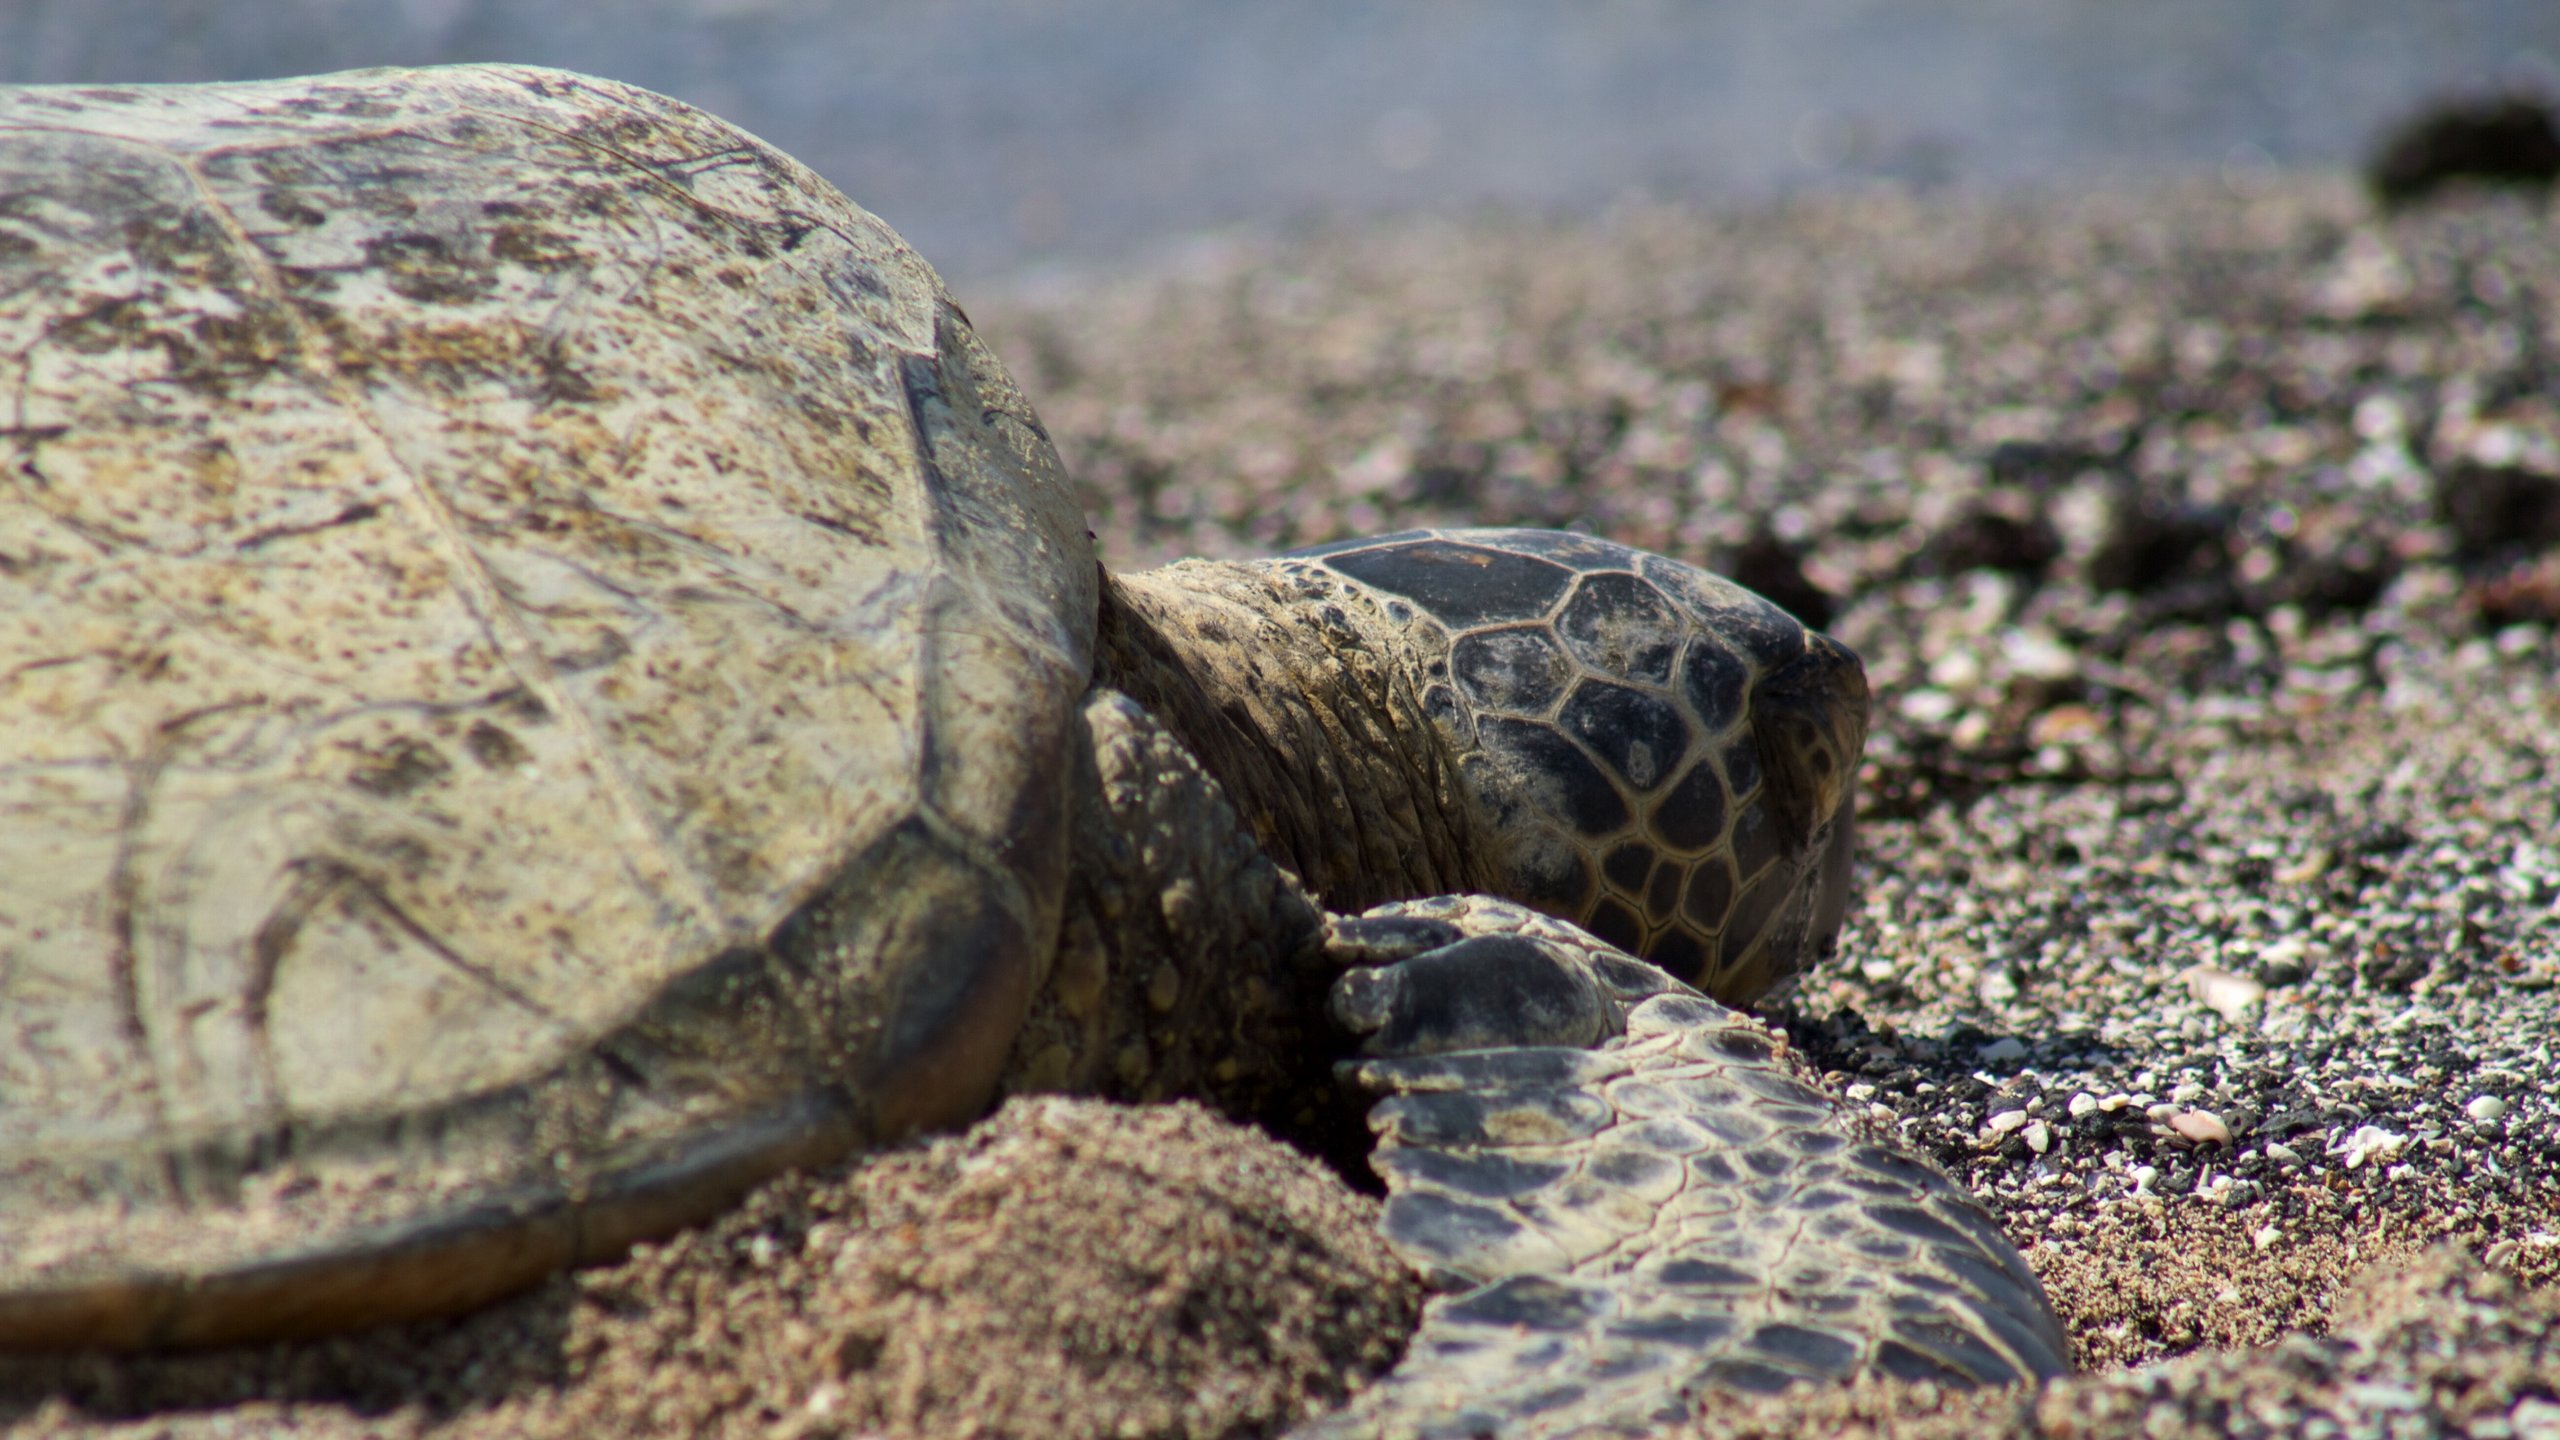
0,65 -> 1096,1345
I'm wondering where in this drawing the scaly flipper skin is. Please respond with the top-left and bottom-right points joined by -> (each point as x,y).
1307,899 -> 2069,1436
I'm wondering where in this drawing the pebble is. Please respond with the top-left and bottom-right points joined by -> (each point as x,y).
2181,965 -> 2267,1023
2339,1125 -> 2412,1170
2002,627 -> 2079,681
2467,1094 -> 2509,1123
2512,1398 -> 2560,1438
2028,704 -> 2104,747
2169,1111 -> 2233,1146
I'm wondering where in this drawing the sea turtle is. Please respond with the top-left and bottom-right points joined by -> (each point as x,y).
0,64 -> 2064,1432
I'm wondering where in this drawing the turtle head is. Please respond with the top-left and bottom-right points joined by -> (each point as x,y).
1301,529 -> 1870,1005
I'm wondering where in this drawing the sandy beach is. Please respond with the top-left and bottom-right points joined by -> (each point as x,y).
4,173 -> 2556,1438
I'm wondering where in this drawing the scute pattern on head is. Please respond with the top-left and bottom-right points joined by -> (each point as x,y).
1298,529 -> 1865,1002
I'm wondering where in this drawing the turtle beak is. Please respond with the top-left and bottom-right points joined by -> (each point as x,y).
1747,632 -> 1870,855
1806,779 -> 1859,955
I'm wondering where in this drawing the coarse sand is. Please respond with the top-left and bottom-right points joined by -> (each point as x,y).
5,174 -> 2556,1438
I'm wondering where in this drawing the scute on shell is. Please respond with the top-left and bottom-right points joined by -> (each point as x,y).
0,63 -> 1094,1345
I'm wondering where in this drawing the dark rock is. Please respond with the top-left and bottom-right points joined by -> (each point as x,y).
2466,552 -> 2560,628
1724,528 -> 1835,631
1913,503 -> 2063,580
2085,498 -> 2237,612
1984,439 -> 2121,493
2368,94 -> 2560,206
2435,460 -> 2560,563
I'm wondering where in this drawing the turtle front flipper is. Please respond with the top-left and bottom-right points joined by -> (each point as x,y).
1305,899 -> 2067,1437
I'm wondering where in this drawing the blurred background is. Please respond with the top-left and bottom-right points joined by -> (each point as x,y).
5,0 -> 2556,284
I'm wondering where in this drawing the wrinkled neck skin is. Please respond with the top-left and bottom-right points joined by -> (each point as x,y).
1096,559 -> 1506,915
995,559 -> 1497,1138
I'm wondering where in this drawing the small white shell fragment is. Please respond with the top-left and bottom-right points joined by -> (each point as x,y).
2181,964 -> 2267,1023
1900,687 -> 1961,724
2169,1110 -> 2232,1146
2002,627 -> 2079,681
2338,1124 -> 2410,1170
